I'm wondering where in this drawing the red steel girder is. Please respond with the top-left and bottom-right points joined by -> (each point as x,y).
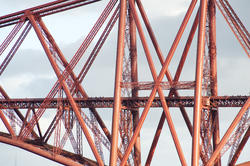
145,9 -> 200,165
215,0 -> 250,56
0,96 -> 248,109
120,0 -> 199,164
27,14 -> 104,165
206,98 -> 250,166
0,132 -> 98,166
109,0 -> 127,164
129,0 -> 141,164
0,22 -> 24,55
0,109 -> 16,137
0,86 -> 39,139
229,127 -> 250,166
0,23 -> 32,75
192,0 -> 208,164
0,0 -> 101,28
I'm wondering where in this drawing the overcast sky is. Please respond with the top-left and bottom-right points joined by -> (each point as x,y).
0,0 -> 249,166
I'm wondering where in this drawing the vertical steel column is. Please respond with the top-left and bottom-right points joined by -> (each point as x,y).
129,1 -> 141,165
110,0 -> 127,165
28,14 -> 104,166
208,0 -> 217,96
192,0 -> 208,165
208,0 -> 221,165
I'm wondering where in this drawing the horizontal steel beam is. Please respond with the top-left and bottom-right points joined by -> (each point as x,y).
121,81 -> 196,90
0,0 -> 101,28
0,96 -> 248,109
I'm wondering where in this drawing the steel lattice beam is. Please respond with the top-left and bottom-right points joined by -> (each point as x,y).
0,96 -> 248,109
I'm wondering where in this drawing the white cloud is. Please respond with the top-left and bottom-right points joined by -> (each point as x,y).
0,73 -> 55,97
143,0 -> 191,17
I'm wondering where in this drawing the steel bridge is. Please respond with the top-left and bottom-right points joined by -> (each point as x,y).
0,0 -> 249,166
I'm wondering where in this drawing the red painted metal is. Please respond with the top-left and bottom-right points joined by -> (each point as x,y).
28,14 -> 104,165
227,110 -> 249,165
216,0 -> 250,56
145,10 -> 200,165
120,0 -> 199,164
137,0 -> 195,140
192,0 -> 208,165
0,110 -> 16,137
110,0 -> 127,165
0,22 -> 25,55
37,10 -> 119,158
206,98 -> 250,166
0,86 -> 39,139
208,0 -> 222,165
0,96 -> 248,109
0,23 -> 31,75
0,0 -> 100,28
77,5 -> 119,84
9,1 -> 119,161
129,0 -> 141,165
229,127 -> 250,166
0,0 -> 249,165
0,134 -> 97,166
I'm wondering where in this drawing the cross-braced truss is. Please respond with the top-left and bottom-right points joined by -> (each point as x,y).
0,0 -> 249,166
